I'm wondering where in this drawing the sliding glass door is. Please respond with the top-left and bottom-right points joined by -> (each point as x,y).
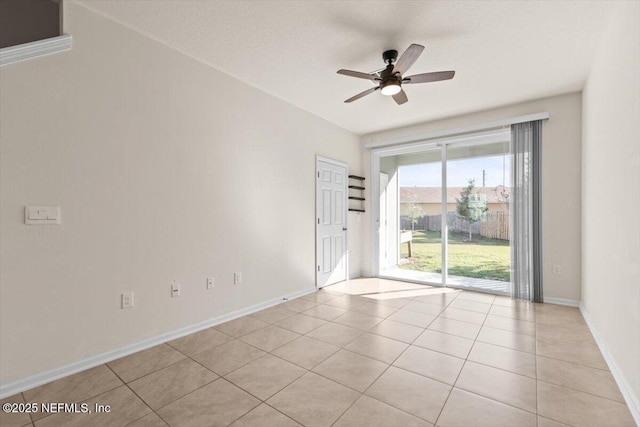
379,149 -> 444,284
445,142 -> 511,294
377,134 -> 512,295
398,153 -> 443,283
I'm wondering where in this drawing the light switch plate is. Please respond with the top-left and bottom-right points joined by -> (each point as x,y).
171,282 -> 181,297
25,206 -> 61,225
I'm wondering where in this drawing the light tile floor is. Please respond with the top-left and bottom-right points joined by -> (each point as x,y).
1,278 -> 636,427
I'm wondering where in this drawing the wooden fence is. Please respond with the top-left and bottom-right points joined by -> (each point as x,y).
401,211 -> 510,241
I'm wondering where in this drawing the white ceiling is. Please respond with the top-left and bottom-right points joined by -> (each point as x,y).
77,0 -> 615,135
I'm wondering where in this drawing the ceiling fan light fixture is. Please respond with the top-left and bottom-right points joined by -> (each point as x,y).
337,43 -> 455,104
380,80 -> 401,96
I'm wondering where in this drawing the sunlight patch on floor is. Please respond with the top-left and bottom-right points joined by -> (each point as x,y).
325,277 -> 462,301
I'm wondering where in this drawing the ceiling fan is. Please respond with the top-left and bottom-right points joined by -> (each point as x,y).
337,44 -> 455,105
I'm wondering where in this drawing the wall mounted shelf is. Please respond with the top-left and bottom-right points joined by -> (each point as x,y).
348,175 -> 366,213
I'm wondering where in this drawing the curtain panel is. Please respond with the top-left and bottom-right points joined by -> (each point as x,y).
510,120 -> 543,302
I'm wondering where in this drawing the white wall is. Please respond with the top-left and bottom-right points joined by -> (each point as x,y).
581,0 -> 640,411
0,3 -> 361,385
361,93 -> 583,302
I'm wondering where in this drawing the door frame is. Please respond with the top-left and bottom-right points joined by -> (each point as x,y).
379,173 -> 389,270
315,156 -> 348,288
370,129 -> 513,294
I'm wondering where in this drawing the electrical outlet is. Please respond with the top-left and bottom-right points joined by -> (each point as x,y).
121,292 -> 134,309
234,272 -> 242,284
207,277 -> 215,289
553,265 -> 562,275
171,282 -> 181,297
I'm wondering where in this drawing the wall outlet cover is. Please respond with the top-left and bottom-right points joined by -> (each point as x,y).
121,292 -> 134,309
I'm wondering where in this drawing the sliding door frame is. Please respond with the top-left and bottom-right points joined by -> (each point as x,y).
371,127 -> 515,292
441,144 -> 448,288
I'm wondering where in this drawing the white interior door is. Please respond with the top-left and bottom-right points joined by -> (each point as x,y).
379,173 -> 389,269
316,158 -> 347,288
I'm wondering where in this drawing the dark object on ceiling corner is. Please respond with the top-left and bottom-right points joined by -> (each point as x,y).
0,0 -> 61,49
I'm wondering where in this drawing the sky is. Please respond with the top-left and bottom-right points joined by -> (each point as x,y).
399,154 -> 511,188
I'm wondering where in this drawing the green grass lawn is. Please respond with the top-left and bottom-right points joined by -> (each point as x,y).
399,230 -> 511,281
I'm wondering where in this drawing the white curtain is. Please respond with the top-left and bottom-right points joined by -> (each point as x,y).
511,120 -> 543,302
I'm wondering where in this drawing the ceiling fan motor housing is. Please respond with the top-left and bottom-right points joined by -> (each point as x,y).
380,50 -> 402,96
382,49 -> 398,64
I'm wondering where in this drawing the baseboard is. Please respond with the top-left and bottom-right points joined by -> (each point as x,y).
543,296 -> 580,307
579,303 -> 640,426
0,286 -> 316,399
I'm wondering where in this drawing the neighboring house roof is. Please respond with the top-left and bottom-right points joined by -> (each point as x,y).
400,187 -> 508,204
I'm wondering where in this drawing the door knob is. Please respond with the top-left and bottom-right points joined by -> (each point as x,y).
343,227 -> 348,231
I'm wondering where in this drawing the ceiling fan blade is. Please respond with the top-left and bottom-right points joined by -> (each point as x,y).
403,70 -> 456,84
344,86 -> 379,103
337,69 -> 380,81
393,44 -> 425,76
392,89 -> 408,105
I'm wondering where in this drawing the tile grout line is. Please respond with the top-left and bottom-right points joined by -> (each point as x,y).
474,338 -> 536,355
535,378 -> 633,406
103,363 -> 158,426
535,349 -> 611,367
21,391 -> 35,426
262,400 -> 310,427
432,290 -> 471,423
274,294 -> 384,426
316,292 -> 451,425
147,330 -> 318,424
117,333 -> 266,418
445,300 -> 541,418
534,345 -> 614,372
23,367 -> 126,426
321,289 -> 627,425
214,302 -> 379,425
433,300 -> 488,426
350,298 -> 451,425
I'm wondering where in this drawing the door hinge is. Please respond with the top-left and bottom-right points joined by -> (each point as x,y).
317,172 -> 320,178
318,265 -> 320,272
317,218 -> 320,224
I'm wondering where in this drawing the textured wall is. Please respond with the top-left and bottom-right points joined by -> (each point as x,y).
0,3 -> 361,384
582,0 -> 640,407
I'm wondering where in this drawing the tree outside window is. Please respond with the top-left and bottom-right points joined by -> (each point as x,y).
455,179 -> 488,240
